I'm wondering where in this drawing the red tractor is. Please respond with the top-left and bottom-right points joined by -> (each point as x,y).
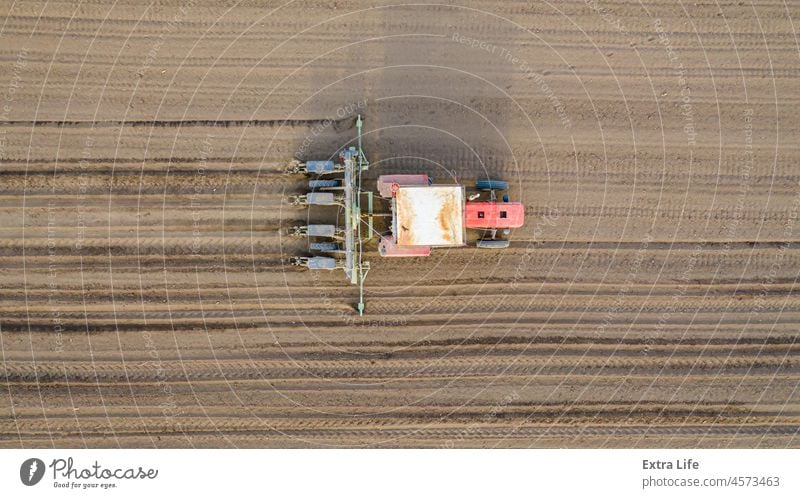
287,116 -> 525,314
375,175 -> 524,257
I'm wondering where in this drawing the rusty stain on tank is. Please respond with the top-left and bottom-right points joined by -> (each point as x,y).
438,192 -> 456,243
396,192 -> 416,245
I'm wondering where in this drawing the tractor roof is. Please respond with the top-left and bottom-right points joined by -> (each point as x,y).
394,185 -> 465,247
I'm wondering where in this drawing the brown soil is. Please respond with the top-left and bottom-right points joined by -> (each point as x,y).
0,0 -> 798,447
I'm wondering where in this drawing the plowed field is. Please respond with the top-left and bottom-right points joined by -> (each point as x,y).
1,0 -> 799,447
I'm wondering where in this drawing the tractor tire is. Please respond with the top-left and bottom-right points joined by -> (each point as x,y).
476,239 -> 510,249
475,179 -> 509,191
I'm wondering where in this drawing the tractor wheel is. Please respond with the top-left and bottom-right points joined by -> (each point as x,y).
476,239 -> 510,249
475,179 -> 509,191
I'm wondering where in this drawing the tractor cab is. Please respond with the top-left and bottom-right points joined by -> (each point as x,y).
465,201 -> 525,230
